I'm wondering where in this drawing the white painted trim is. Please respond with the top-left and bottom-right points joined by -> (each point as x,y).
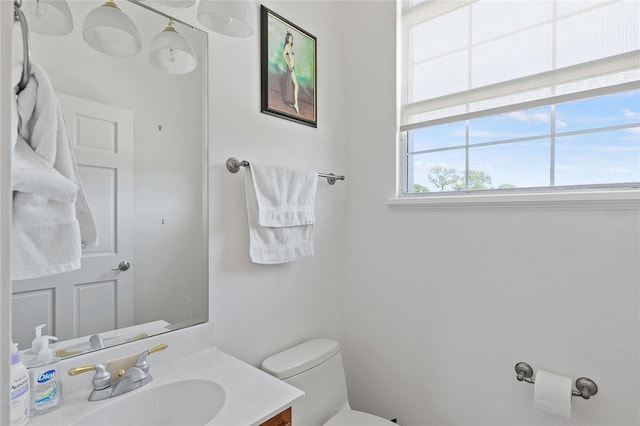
386,189 -> 640,210
0,2 -> 14,425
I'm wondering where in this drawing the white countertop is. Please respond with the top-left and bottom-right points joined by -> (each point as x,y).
26,347 -> 304,426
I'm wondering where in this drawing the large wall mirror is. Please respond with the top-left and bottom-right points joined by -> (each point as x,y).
12,0 -> 208,358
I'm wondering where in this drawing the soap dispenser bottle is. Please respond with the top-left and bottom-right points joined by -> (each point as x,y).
29,335 -> 62,415
10,341 -> 30,426
24,323 -> 46,366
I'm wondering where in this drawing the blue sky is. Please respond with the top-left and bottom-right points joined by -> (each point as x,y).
409,89 -> 640,191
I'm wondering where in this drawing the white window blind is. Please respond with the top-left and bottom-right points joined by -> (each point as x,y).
400,0 -> 640,132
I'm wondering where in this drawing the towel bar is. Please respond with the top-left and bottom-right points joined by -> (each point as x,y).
514,362 -> 598,400
226,157 -> 345,185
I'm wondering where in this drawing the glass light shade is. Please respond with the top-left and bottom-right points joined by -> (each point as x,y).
21,0 -> 73,36
151,0 -> 196,8
197,0 -> 253,37
82,0 -> 141,57
148,20 -> 198,75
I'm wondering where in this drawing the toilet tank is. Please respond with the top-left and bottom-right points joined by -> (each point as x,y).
261,339 -> 349,426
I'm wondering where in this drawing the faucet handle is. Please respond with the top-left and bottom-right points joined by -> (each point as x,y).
148,343 -> 168,354
69,364 -> 111,390
135,343 -> 168,373
69,364 -> 113,402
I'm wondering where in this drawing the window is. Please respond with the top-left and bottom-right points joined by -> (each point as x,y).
399,0 -> 640,196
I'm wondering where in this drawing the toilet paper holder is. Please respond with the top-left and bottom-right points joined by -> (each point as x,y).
514,362 -> 598,400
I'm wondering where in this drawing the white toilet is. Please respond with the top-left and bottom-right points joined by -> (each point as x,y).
261,338 -> 395,426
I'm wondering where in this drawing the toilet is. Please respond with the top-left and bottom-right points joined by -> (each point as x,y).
261,338 -> 395,426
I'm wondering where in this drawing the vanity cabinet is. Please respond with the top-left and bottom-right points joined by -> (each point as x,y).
260,407 -> 292,426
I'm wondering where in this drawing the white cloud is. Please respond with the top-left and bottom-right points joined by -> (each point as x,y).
622,108 -> 639,118
620,127 -> 640,142
503,110 -> 550,124
588,145 -> 639,153
608,166 -> 634,175
469,163 -> 493,172
467,130 -> 509,138
418,141 -> 439,149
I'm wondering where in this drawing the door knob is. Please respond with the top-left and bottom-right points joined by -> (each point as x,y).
111,261 -> 131,271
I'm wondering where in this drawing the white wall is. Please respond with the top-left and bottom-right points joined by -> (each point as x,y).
341,2 -> 639,426
210,1 -> 639,423
209,0 -> 348,366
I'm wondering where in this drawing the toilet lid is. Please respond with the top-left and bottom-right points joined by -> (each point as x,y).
324,409 -> 396,426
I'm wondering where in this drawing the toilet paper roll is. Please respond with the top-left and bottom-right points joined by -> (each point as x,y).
533,370 -> 573,418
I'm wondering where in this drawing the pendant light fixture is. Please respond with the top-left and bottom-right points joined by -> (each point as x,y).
148,19 -> 198,75
197,0 -> 253,37
21,0 -> 73,36
83,0 -> 141,57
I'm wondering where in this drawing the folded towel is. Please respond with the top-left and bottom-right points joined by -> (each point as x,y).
12,202 -> 83,279
11,63 -> 98,280
249,163 -> 318,227
244,164 -> 318,264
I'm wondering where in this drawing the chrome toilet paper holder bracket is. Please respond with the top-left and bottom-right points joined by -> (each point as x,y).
515,362 -> 598,400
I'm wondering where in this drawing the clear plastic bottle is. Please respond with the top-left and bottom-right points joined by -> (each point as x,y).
23,323 -> 47,367
10,341 -> 30,426
29,335 -> 62,415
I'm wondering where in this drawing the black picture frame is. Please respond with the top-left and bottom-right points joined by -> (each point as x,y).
260,5 -> 317,127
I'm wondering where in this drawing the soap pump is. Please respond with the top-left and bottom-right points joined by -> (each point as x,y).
24,324 -> 46,366
31,324 -> 46,352
36,335 -> 58,365
29,335 -> 62,415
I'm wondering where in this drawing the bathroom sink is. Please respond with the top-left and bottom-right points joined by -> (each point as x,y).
71,379 -> 226,426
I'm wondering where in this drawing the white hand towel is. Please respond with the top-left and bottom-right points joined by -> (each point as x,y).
12,202 -> 83,279
249,163 -> 318,227
244,164 -> 318,264
13,135 -> 78,203
12,63 -> 98,280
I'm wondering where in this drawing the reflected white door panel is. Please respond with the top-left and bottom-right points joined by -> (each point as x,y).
12,94 -> 134,347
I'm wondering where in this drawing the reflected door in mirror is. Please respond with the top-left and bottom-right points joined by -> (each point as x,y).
12,94 -> 134,349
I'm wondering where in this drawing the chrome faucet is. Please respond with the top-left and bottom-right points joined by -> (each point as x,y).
67,363 -> 113,401
68,343 -> 168,401
89,334 -> 105,350
109,365 -> 147,397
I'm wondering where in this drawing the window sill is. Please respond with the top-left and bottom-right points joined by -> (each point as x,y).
386,189 -> 640,210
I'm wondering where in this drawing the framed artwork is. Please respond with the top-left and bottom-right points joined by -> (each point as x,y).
260,5 -> 317,127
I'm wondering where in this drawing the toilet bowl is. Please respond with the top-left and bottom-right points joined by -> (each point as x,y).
261,338 -> 395,426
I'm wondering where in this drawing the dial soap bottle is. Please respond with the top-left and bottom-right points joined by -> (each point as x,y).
29,335 -> 62,415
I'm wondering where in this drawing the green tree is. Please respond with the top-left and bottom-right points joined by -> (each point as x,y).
428,166 -> 462,191
413,183 -> 430,193
467,170 -> 493,190
451,169 -> 492,190
426,166 -> 511,191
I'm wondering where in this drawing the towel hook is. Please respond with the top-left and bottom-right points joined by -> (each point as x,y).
14,0 -> 31,94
